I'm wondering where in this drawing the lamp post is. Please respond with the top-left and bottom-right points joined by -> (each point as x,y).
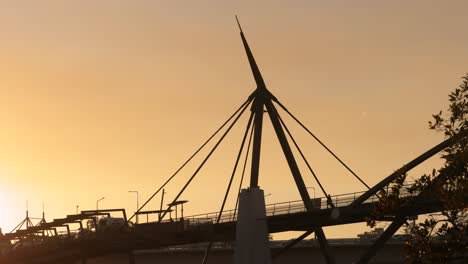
96,197 -> 105,211
307,186 -> 317,208
307,187 -> 315,199
128,190 -> 139,224
76,205 -> 79,214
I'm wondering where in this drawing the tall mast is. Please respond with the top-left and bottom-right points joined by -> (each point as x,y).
236,16 -> 267,188
236,16 -> 266,89
235,17 -> 336,263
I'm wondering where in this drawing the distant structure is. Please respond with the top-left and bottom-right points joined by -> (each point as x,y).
9,201 -> 34,235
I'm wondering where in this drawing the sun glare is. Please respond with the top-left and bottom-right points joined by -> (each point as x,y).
0,186 -> 19,233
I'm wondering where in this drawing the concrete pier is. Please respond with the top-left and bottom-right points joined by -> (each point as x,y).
233,187 -> 271,264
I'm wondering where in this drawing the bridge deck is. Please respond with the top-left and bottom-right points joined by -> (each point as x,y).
1,185 -> 448,264
179,186 -> 406,225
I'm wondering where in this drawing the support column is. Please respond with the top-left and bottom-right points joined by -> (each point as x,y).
233,188 -> 271,264
265,100 -> 336,264
249,94 -> 265,188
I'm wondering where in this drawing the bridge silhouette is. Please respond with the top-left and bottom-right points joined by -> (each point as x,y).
0,185 -> 451,264
1,18 -> 466,264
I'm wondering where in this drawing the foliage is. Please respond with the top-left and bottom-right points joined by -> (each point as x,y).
367,74 -> 467,263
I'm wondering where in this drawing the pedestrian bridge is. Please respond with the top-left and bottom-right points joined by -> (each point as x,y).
0,183 -> 453,264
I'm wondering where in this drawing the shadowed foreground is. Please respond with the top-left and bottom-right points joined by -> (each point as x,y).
85,240 -> 405,264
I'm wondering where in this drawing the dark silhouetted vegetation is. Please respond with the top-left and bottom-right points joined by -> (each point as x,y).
368,74 -> 467,263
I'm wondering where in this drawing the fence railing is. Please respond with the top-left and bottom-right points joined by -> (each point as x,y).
178,183 -> 415,227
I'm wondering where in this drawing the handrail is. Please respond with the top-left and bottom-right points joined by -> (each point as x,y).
3,182 -> 419,254
167,183 -> 415,225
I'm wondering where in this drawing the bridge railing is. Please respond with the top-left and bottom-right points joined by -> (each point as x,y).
1,183 -> 418,256
181,183 -> 415,226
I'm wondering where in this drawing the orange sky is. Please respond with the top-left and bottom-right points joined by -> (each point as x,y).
0,0 -> 467,239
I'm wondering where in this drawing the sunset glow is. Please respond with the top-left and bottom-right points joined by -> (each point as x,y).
0,0 -> 467,241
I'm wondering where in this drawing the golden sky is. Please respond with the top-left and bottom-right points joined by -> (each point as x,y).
0,0 -> 467,239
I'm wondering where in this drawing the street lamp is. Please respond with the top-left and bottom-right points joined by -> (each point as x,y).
307,187 -> 315,199
128,190 -> 139,224
76,205 -> 79,214
96,197 -> 105,211
307,187 -> 319,208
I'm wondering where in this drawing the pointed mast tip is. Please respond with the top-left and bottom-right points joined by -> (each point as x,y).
235,15 -> 243,32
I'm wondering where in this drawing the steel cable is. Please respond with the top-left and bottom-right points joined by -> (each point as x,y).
126,95 -> 253,224
159,97 -> 252,221
273,99 -> 370,189
202,111 -> 255,264
232,121 -> 255,220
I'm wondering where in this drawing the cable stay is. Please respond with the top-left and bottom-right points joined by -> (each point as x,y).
10,201 -> 35,234
233,122 -> 255,220
126,96 -> 253,224
273,99 -> 370,189
351,130 -> 467,207
159,97 -> 252,221
277,112 -> 335,208
269,111 -> 338,261
202,111 -> 255,264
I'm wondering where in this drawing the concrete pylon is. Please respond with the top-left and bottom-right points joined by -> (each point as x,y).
233,187 -> 271,264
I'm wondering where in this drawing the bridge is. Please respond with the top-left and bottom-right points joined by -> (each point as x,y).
0,186 -> 454,264
1,18 -> 466,264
